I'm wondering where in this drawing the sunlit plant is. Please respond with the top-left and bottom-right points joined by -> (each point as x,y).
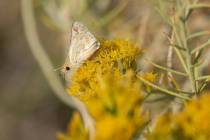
21,0 -> 210,139
138,0 -> 210,101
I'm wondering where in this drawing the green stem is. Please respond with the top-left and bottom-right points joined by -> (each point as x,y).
178,6 -> 198,94
191,39 -> 210,54
187,30 -> 210,40
190,3 -> 210,9
197,75 -> 210,81
137,75 -> 191,100
146,59 -> 188,77
170,44 -> 186,51
198,79 -> 210,93
172,28 -> 188,73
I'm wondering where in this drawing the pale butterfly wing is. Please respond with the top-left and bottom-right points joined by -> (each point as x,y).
68,22 -> 100,67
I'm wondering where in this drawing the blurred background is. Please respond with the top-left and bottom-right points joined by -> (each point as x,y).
1,0 -> 210,140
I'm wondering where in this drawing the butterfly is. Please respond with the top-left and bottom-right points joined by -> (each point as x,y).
61,22 -> 100,80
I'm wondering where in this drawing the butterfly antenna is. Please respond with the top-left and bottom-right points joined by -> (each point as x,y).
54,66 -> 66,81
54,66 -> 63,71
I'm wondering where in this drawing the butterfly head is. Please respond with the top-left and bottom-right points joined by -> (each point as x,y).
62,65 -> 71,73
61,58 -> 79,82
60,59 -> 71,80
61,58 -> 71,74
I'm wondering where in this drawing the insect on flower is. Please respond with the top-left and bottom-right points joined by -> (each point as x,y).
61,22 -> 100,80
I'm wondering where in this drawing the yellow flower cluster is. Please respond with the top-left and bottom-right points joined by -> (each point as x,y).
148,93 -> 210,140
57,113 -> 88,140
68,39 -> 140,101
58,71 -> 147,140
141,72 -> 157,92
58,39 -> 148,140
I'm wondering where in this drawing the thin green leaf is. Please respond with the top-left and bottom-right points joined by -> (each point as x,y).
193,49 -> 203,64
172,29 -> 189,73
172,89 -> 193,95
187,31 -> 210,40
197,75 -> 210,81
189,3 -> 210,9
146,59 -> 188,77
192,60 -> 203,68
137,75 -> 191,100
170,44 -> 186,51
191,39 -> 210,54
198,79 -> 210,93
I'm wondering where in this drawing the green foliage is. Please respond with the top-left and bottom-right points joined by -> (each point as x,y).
138,0 -> 210,100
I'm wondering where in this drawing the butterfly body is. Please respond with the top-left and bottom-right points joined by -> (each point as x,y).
62,22 -> 100,79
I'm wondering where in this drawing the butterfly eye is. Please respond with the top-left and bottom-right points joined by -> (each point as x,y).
65,66 -> 70,71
